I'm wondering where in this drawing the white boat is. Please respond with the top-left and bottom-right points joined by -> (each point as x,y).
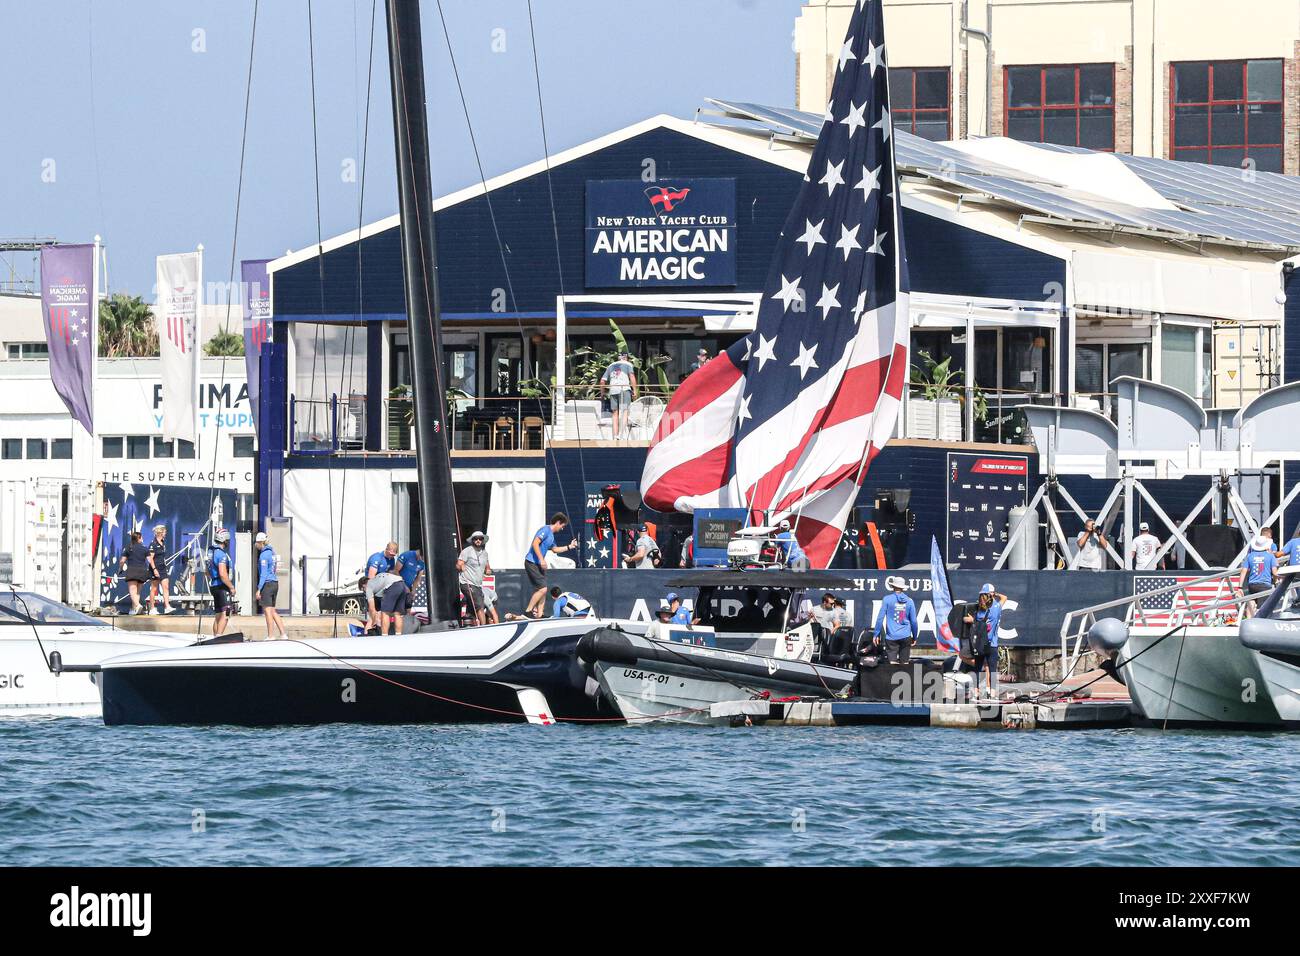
1073,566 -> 1300,728
576,571 -> 859,725
0,590 -> 194,718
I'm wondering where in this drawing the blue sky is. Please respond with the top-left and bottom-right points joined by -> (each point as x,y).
1,0 -> 808,299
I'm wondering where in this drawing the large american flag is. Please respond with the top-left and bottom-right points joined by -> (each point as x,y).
641,0 -> 907,568
1134,575 -> 1243,626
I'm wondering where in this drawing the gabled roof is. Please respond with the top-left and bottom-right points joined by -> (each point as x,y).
267,114 -> 810,275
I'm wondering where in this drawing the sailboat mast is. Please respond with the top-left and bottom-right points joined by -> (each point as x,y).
385,0 -> 460,624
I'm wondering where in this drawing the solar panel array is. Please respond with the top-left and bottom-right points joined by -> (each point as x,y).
705,98 -> 1300,250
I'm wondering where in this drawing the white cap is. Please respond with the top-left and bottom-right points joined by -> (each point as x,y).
1252,534 -> 1271,552
469,530 -> 485,540
979,582 -> 996,595
1139,522 -> 1150,531
885,575 -> 906,590
254,532 -> 268,543
213,527 -> 230,543
779,519 -> 791,531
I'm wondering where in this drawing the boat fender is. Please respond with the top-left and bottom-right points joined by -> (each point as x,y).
1087,618 -> 1128,654
1240,618 -> 1300,656
575,629 -> 638,667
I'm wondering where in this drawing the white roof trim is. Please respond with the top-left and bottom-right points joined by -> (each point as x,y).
267,113 -> 811,276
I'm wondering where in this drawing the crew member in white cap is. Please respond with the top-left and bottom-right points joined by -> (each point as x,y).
457,531 -> 492,626
1130,521 -> 1162,571
1241,533 -> 1278,618
254,531 -> 286,640
873,576 -> 918,664
963,583 -> 1006,696
776,519 -> 808,570
208,528 -> 235,637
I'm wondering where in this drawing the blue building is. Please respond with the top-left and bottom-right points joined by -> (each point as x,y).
255,108 -> 1300,608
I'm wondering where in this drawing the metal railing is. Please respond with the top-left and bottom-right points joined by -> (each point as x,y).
1056,567 -> 1252,681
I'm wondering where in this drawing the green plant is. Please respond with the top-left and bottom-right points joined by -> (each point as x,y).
909,353 -> 961,400
204,327 -> 244,356
97,293 -> 158,357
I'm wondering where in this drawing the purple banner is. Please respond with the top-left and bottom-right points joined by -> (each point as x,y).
241,258 -> 271,434
40,244 -> 96,433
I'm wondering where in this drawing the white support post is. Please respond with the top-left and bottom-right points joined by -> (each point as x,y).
1133,479 -> 1211,570
1122,473 -> 1135,569
1056,481 -> 1125,569
1227,479 -> 1300,569
553,295 -> 567,441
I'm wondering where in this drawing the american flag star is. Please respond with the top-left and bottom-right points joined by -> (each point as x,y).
643,0 -> 909,568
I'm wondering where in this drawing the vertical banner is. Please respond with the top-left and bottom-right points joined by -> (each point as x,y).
39,243 -> 97,433
155,251 -> 202,443
241,258 -> 271,434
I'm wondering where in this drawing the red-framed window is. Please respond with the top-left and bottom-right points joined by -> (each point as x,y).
888,67 -> 951,141
1171,59 -> 1283,173
1004,64 -> 1115,150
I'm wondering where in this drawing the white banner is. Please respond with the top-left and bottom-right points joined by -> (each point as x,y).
155,251 -> 202,443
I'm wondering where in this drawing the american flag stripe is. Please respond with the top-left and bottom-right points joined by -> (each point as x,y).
641,0 -> 905,568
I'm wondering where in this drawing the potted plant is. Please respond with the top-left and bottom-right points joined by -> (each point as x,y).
388,384 -> 413,450
909,354 -> 964,441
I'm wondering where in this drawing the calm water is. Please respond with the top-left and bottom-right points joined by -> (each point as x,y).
2,719 -> 1297,866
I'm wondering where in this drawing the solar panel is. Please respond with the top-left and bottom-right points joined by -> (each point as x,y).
704,99 -> 1300,249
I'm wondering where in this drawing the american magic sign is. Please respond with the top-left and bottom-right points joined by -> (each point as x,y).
585,178 -> 737,287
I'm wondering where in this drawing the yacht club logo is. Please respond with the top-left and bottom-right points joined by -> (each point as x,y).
644,185 -> 690,213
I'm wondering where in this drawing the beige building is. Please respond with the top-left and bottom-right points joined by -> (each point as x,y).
794,0 -> 1300,174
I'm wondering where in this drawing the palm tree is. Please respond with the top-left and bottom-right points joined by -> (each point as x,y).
205,328 -> 245,356
97,293 -> 158,357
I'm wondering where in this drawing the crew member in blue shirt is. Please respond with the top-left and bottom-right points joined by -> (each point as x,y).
666,591 -> 693,626
524,513 -> 574,618
254,531 -> 286,640
549,585 -> 592,618
776,519 -> 808,570
366,542 -> 398,579
872,575 -> 918,664
1242,534 -> 1278,618
395,547 -> 426,593
209,527 -> 235,637
964,583 -> 1005,696
1276,526 -> 1300,568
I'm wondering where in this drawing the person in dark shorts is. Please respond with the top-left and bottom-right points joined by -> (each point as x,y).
146,524 -> 171,614
964,583 -> 1005,697
365,571 -> 409,635
523,513 -> 574,618
208,528 -> 235,636
254,531 -> 286,640
121,530 -> 151,615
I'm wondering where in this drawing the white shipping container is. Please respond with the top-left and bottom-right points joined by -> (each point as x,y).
0,478 -> 96,607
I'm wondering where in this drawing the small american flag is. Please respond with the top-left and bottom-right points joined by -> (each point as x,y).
641,0 -> 907,568
1134,575 -> 1242,626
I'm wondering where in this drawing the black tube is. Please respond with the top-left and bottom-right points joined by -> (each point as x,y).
385,0 -> 460,624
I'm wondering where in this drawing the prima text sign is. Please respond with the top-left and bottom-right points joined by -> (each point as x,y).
585,178 -> 736,287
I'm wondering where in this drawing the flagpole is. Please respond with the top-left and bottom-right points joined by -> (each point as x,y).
195,243 -> 204,448
89,235 -> 102,486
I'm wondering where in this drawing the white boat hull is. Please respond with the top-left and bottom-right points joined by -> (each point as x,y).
0,626 -> 195,718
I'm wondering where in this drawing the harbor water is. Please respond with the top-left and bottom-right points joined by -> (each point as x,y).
3,719 -> 1297,866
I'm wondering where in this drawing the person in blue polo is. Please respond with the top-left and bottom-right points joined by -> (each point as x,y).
776,519 -> 808,570
1276,526 -> 1300,568
1242,534 -> 1278,617
208,528 -> 235,638
666,591 -> 692,626
366,542 -> 397,578
523,513 -> 575,618
395,547 -> 425,592
872,575 -> 918,664
964,583 -> 1005,697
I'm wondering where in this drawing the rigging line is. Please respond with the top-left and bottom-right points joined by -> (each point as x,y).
185,0 -> 259,634
306,0 -> 339,590
434,0 -> 577,529
525,0 -> 588,529
329,0 -> 378,586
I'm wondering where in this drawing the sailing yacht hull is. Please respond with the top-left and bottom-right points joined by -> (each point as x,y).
98,619 -> 620,726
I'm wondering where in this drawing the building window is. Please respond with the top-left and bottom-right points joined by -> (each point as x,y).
889,67 -> 951,141
1005,64 -> 1115,150
1,439 -> 21,460
232,436 -> 255,458
127,435 -> 151,460
6,342 -> 49,359
1172,59 -> 1283,172
51,438 -> 72,460
178,439 -> 197,459
25,439 -> 47,459
102,437 -> 123,459
153,438 -> 174,459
